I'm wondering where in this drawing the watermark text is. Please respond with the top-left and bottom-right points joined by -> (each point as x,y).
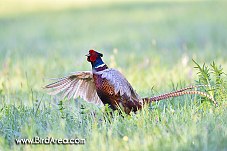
15,136 -> 85,145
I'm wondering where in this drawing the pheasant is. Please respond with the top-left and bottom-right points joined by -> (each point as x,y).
44,50 -> 217,114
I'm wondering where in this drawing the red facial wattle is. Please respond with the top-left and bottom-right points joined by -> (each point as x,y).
89,55 -> 97,62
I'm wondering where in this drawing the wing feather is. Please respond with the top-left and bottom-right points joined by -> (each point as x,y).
47,80 -> 72,95
62,79 -> 77,99
67,79 -> 79,99
44,71 -> 103,106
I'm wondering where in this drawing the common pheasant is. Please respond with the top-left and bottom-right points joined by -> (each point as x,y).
44,50 -> 217,114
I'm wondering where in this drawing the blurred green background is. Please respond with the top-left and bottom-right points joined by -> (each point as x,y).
0,0 -> 227,150
0,0 -> 227,95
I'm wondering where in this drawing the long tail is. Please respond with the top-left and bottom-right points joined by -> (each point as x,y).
163,85 -> 209,94
142,87 -> 218,107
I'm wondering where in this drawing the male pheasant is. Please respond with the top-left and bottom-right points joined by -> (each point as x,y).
44,50 -> 217,114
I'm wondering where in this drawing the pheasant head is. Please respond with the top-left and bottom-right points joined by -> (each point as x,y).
86,50 -> 108,71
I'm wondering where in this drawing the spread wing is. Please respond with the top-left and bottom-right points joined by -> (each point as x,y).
44,71 -> 103,106
96,68 -> 141,101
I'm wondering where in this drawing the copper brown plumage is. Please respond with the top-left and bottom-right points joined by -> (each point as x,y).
44,50 -> 218,114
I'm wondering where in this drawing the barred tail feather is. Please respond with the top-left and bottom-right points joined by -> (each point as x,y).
167,84 -> 210,94
143,90 -> 218,107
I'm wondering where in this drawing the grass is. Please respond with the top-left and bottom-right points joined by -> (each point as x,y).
0,1 -> 227,150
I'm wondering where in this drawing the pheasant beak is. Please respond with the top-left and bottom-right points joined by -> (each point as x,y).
85,54 -> 90,57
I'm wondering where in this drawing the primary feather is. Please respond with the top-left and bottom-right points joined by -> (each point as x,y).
44,71 -> 103,106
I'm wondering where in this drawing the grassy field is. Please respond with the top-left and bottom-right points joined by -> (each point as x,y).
0,1 -> 227,150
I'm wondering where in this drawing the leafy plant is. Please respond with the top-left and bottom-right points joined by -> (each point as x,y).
193,59 -> 227,105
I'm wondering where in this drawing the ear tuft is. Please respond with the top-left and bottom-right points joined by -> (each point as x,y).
89,49 -> 95,53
